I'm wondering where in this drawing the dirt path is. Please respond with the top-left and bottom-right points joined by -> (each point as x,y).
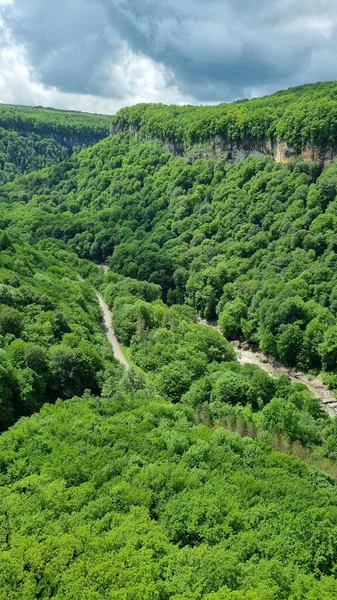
78,272 -> 130,370
198,318 -> 337,417
100,263 -> 109,274
95,292 -> 130,370
92,268 -> 337,413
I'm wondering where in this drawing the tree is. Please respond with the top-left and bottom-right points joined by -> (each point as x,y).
276,324 -> 303,366
319,325 -> 337,371
49,346 -> 100,399
51,311 -> 71,339
262,397 -> 300,440
181,376 -> 212,408
155,361 -> 192,402
0,308 -> 22,337
210,371 -> 250,406
218,299 -> 246,339
0,359 -> 17,429
302,318 -> 325,369
24,344 -> 48,374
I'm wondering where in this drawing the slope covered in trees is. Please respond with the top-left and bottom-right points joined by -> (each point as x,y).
2,388 -> 337,599
0,231 -> 118,430
2,83 -> 337,598
111,81 -> 337,150
1,265 -> 337,597
0,103 -> 111,184
102,272 -> 337,457
3,117 -> 337,381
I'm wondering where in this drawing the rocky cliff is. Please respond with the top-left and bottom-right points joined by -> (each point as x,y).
110,124 -> 337,168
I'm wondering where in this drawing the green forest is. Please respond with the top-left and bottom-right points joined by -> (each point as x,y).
111,81 -> 337,150
0,103 -> 111,184
0,233 -> 120,430
4,117 -> 337,376
3,82 -> 337,598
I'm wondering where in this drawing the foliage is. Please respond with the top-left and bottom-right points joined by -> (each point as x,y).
4,123 -> 337,375
103,274 -> 336,453
111,81 -> 337,150
2,84 -> 337,597
0,392 -> 337,598
0,103 -> 111,183
0,232 -> 116,430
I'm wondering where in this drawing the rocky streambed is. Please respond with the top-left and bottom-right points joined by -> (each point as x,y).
198,318 -> 337,418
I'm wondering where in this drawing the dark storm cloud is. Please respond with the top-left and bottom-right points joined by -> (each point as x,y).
107,0 -> 337,99
3,0 -> 337,102
3,0 -> 126,97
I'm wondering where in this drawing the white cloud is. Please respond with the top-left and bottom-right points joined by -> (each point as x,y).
1,0 -> 337,111
109,46 -> 192,105
0,20 -> 192,113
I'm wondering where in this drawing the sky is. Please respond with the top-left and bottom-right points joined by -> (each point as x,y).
0,0 -> 336,115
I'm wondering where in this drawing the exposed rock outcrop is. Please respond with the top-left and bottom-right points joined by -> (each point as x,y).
163,137 -> 337,168
110,124 -> 337,168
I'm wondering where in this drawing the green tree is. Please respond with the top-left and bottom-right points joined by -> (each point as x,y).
155,361 -> 193,402
0,308 -> 22,337
276,324 -> 303,366
319,325 -> 337,371
219,299 -> 246,339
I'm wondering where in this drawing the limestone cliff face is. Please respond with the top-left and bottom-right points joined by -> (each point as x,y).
166,137 -> 273,162
273,140 -> 337,168
110,125 -> 337,168
165,137 -> 337,168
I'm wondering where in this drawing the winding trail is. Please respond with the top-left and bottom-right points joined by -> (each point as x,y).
101,263 -> 110,274
198,318 -> 337,417
95,292 -> 130,370
78,271 -> 130,369
90,267 -> 337,414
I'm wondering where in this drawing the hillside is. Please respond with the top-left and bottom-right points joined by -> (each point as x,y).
3,82 -> 337,598
0,103 -> 111,184
0,232 -> 119,430
2,390 -> 337,599
2,104 -> 337,378
111,81 -> 337,165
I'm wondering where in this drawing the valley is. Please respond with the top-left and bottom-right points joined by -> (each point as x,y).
198,317 -> 337,416
3,82 -> 337,598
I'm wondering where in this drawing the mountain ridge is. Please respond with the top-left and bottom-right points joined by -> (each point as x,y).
110,81 -> 337,167
0,103 -> 112,184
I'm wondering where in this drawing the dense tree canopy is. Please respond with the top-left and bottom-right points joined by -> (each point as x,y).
0,232 -> 118,430
1,390 -> 337,599
102,272 -> 337,457
2,82 -> 337,598
111,81 -> 337,150
3,117 -> 337,379
0,103 -> 111,183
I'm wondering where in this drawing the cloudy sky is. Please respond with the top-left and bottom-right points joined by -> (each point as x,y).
0,0 -> 336,115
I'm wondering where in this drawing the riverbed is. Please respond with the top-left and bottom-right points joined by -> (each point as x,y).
96,267 -> 337,417
198,319 -> 337,417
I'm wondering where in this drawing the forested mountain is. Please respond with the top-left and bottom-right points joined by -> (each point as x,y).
0,103 -> 111,184
111,81 -> 337,153
3,83 -> 337,598
3,105 -> 337,378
